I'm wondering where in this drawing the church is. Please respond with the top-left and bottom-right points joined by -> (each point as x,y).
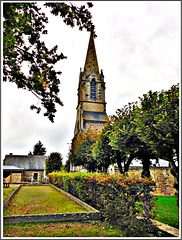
74,33 -> 108,136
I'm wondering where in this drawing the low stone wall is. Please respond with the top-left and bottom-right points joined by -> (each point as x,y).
4,211 -> 100,224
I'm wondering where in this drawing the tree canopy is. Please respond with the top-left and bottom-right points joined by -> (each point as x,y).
68,129 -> 101,172
45,152 -> 63,174
67,84 -> 179,193
3,2 -> 95,122
29,140 -> 47,155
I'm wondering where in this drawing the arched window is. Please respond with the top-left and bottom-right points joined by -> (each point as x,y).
90,78 -> 96,100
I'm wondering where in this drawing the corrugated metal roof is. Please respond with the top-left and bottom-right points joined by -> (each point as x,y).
83,111 -> 108,122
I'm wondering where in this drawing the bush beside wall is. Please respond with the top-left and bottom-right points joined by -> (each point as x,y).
49,172 -> 158,236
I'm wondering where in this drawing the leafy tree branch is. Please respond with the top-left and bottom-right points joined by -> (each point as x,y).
3,2 -> 95,122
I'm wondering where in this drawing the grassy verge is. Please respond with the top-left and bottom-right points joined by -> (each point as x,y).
3,185 -> 18,202
4,186 -> 88,216
3,221 -> 124,237
152,196 -> 179,229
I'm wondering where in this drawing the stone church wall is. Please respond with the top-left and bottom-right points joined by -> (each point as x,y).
83,102 -> 104,112
86,122 -> 105,131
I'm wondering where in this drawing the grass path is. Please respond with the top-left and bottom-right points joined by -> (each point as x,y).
4,186 -> 88,216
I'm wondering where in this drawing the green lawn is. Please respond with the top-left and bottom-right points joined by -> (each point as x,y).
4,185 -> 88,216
3,221 -> 124,237
152,196 -> 179,229
3,185 -> 18,202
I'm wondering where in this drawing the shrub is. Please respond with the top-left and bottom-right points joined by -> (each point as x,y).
49,172 -> 157,236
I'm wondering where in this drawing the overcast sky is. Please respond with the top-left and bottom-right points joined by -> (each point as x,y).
2,1 -> 180,165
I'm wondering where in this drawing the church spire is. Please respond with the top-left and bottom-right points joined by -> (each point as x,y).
74,32 -> 107,136
83,33 -> 99,75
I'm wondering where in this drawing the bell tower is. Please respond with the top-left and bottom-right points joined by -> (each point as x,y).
74,33 -> 108,136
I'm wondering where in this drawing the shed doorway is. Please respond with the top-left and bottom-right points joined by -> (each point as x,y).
33,173 -> 38,182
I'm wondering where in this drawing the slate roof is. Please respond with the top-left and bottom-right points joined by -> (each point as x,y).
83,111 -> 108,122
3,155 -> 46,170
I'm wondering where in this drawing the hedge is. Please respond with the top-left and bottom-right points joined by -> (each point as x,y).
49,171 -> 158,236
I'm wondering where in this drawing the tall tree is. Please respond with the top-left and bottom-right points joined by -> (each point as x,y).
93,122 -> 120,173
108,103 -> 153,176
3,2 -> 95,122
69,129 -> 100,172
136,84 -> 179,200
31,140 -> 47,155
45,152 -> 63,174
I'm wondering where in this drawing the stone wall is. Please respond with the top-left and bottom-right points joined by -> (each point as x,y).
11,173 -> 22,182
86,122 -> 105,131
23,170 -> 44,182
126,167 -> 176,196
83,102 -> 104,112
4,173 -> 22,182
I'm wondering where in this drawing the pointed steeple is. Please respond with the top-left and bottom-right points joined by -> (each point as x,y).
74,32 -> 108,136
83,33 -> 99,75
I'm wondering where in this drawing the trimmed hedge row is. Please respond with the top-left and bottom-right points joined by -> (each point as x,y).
49,172 -> 157,236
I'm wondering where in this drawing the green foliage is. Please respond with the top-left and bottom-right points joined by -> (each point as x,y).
69,129 -> 101,172
137,84 -> 179,163
3,2 -> 95,122
49,172 -> 158,236
65,158 -> 71,172
29,140 -> 46,155
136,84 -> 179,190
45,152 -> 63,174
108,102 -> 157,177
107,84 -> 179,187
92,124 -> 115,172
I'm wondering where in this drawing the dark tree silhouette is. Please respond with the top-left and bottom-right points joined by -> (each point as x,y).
3,2 -> 95,122
31,140 -> 47,155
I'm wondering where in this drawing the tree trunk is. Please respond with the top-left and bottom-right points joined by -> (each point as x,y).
116,158 -> 123,174
169,159 -> 179,207
124,154 -> 135,172
141,157 -> 151,218
141,158 -> 151,178
142,185 -> 151,219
